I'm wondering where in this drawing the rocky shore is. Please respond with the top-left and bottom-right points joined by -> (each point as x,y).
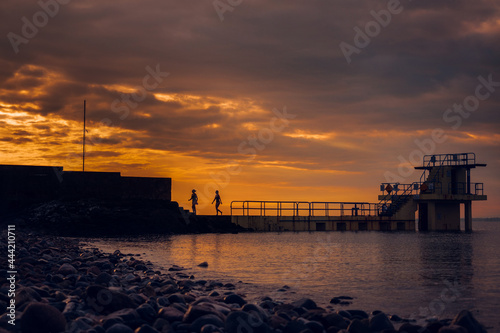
0,231 -> 488,333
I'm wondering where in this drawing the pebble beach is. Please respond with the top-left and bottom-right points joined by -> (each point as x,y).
0,231 -> 488,333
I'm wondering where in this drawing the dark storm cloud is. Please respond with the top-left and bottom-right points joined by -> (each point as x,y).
0,136 -> 33,144
0,0 -> 499,159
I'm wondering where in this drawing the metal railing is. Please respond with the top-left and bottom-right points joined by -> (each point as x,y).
380,183 -> 420,196
377,182 -> 416,216
379,181 -> 443,196
448,182 -> 484,195
230,201 -> 379,217
422,152 -> 476,167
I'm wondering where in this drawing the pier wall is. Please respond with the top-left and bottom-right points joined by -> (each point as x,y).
63,172 -> 172,201
232,215 -> 415,232
0,165 -> 171,212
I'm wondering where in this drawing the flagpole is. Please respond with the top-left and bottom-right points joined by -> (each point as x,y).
83,100 -> 86,172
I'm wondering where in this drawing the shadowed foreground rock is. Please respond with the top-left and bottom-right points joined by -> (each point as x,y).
20,302 -> 67,333
0,231 -> 489,333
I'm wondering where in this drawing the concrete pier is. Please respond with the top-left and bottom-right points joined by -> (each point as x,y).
230,201 -> 415,232
231,152 -> 487,232
232,214 -> 415,232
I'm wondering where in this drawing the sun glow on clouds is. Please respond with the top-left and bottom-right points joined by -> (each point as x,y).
285,130 -> 333,140
468,18 -> 500,35
452,132 -> 500,145
1,0 -> 499,217
101,84 -> 138,94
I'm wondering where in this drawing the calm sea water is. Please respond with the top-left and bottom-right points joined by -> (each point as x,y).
86,221 -> 500,330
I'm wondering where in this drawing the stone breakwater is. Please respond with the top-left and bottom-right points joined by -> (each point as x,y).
2,199 -> 244,237
0,232 -> 488,333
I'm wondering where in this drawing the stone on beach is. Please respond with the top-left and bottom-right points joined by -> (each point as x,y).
305,320 -> 325,333
158,306 -> 185,322
242,303 -> 269,322
321,313 -> 349,330
346,318 -> 370,333
398,323 -> 431,333
106,323 -> 134,333
68,317 -> 95,332
223,294 -> 247,307
190,314 -> 225,333
184,303 -> 226,323
16,287 -> 42,307
268,315 -> 289,329
291,298 -> 317,310
136,303 -> 157,322
85,285 -> 138,314
95,272 -> 114,286
438,325 -> 468,333
451,310 -> 487,333
167,293 -> 186,304
135,324 -> 161,333
346,310 -> 369,320
284,320 -> 308,333
104,308 -> 143,328
58,263 -> 78,275
368,312 -> 394,332
21,302 -> 67,333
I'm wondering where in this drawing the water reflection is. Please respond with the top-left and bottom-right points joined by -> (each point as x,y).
417,233 -> 474,284
86,222 -> 499,329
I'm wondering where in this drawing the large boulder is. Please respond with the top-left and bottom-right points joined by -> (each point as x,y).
346,319 -> 369,333
21,302 -> 67,333
291,298 -> 317,310
369,312 -> 394,332
58,263 -> 78,276
451,310 -> 487,333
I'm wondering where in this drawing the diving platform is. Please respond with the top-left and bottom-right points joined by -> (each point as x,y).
230,152 -> 487,232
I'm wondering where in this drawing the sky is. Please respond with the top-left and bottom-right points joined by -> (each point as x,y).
1,0 -> 499,216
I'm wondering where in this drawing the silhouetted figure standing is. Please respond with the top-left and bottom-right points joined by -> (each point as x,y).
189,189 -> 198,215
212,190 -> 223,215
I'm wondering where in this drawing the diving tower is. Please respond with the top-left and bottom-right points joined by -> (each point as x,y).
231,153 -> 487,232
416,153 -> 486,231
379,153 -> 487,231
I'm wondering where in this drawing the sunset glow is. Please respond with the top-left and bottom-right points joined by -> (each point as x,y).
1,0 -> 499,216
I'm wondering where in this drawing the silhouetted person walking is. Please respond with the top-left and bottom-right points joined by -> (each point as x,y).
189,189 -> 198,215
212,190 -> 223,215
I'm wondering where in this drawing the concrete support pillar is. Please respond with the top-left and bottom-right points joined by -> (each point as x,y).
465,201 -> 472,232
467,168 -> 471,194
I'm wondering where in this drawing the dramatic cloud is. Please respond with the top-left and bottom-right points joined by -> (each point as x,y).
0,0 -> 499,215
